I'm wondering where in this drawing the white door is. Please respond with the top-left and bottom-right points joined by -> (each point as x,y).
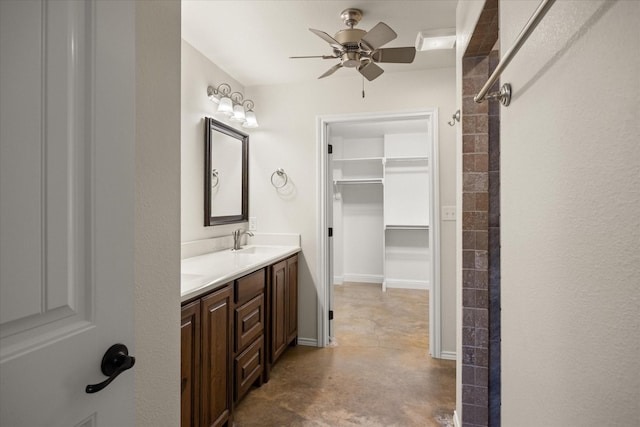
0,1 -> 136,426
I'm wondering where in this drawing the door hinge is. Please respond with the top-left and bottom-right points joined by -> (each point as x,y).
328,144 -> 333,154
329,310 -> 334,320
328,227 -> 333,237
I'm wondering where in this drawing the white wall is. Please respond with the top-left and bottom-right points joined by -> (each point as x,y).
499,1 -> 639,425
135,1 -> 181,425
342,184 -> 384,282
181,40 -> 248,243
244,68 -> 457,349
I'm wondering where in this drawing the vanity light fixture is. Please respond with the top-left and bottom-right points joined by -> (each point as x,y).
242,100 -> 259,128
207,83 -> 230,104
207,84 -> 259,128
230,93 -> 246,122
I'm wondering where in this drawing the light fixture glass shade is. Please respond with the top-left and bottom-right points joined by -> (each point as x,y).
230,104 -> 246,122
217,96 -> 233,116
207,86 -> 221,104
208,93 -> 220,104
243,110 -> 259,128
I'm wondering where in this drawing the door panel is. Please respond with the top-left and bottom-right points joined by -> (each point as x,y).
286,256 -> 298,342
0,1 -> 135,425
201,286 -> 232,427
181,301 -> 201,427
271,260 -> 287,361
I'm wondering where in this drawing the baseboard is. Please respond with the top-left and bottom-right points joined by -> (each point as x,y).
453,410 -> 460,427
333,275 -> 344,285
297,337 -> 318,347
439,350 -> 457,361
384,279 -> 430,290
343,274 -> 383,284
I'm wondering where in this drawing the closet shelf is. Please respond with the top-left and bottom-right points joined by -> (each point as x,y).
384,156 -> 429,163
385,225 -> 429,230
333,157 -> 383,163
334,178 -> 383,185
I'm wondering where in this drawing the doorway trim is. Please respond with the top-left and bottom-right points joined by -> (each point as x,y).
315,109 -> 443,357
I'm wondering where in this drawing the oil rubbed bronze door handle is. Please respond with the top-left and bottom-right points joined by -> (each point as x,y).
86,344 -> 136,393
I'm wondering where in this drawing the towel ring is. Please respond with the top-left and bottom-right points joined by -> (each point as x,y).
211,169 -> 219,188
270,168 -> 288,188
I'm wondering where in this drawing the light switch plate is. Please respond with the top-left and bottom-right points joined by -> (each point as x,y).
249,217 -> 257,231
442,206 -> 456,221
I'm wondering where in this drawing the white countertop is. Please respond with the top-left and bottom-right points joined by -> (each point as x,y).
181,244 -> 301,303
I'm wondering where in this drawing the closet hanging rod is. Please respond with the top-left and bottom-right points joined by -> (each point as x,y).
474,0 -> 556,105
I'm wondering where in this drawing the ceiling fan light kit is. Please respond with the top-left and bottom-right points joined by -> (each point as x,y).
206,84 -> 259,128
291,8 -> 417,82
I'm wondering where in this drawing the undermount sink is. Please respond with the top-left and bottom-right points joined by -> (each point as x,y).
234,245 -> 282,255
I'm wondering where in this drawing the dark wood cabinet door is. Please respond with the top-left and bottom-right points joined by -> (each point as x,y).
271,259 -> 287,362
234,336 -> 264,402
286,255 -> 298,344
235,294 -> 264,353
181,300 -> 200,427
201,285 -> 233,427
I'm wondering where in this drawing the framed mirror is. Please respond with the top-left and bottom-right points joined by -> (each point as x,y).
204,117 -> 248,226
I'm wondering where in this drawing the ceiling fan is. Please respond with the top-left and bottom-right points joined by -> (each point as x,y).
291,8 -> 416,81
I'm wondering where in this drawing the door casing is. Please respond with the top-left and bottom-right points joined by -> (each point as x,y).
315,109 -> 443,357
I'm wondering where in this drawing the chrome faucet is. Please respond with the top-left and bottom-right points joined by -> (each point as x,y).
232,229 -> 254,250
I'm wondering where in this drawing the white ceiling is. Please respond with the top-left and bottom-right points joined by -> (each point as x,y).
182,0 -> 458,87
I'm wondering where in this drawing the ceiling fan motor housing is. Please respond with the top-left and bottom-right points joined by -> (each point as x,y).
340,8 -> 363,28
334,28 -> 367,67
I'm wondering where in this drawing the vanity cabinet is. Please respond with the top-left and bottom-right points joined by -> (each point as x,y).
268,254 -> 298,371
180,284 -> 233,427
233,270 -> 265,402
180,251 -> 299,427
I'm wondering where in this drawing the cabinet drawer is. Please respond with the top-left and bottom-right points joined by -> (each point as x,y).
235,294 -> 264,353
235,269 -> 265,304
234,336 -> 264,402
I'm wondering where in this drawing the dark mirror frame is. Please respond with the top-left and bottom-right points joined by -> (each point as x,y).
204,117 -> 249,226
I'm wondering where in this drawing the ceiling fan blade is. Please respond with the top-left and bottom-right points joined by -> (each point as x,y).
358,61 -> 384,81
372,47 -> 416,63
290,55 -> 339,59
360,22 -> 397,51
309,28 -> 343,50
318,63 -> 343,79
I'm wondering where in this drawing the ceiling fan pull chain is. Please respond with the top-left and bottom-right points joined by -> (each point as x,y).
362,76 -> 365,98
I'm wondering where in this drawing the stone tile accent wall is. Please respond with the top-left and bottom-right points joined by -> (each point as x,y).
461,2 -> 500,424
462,55 -> 491,427
487,50 -> 501,427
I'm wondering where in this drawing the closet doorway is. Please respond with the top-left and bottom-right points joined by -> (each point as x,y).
316,110 -> 443,357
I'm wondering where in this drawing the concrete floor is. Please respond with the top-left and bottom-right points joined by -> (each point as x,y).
233,282 -> 456,426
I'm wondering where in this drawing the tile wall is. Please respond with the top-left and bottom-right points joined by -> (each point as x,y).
460,1 -> 500,425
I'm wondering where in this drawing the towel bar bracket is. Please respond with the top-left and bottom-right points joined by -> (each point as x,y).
484,83 -> 512,106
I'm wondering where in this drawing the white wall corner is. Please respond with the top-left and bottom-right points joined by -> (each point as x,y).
296,337 -> 318,347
